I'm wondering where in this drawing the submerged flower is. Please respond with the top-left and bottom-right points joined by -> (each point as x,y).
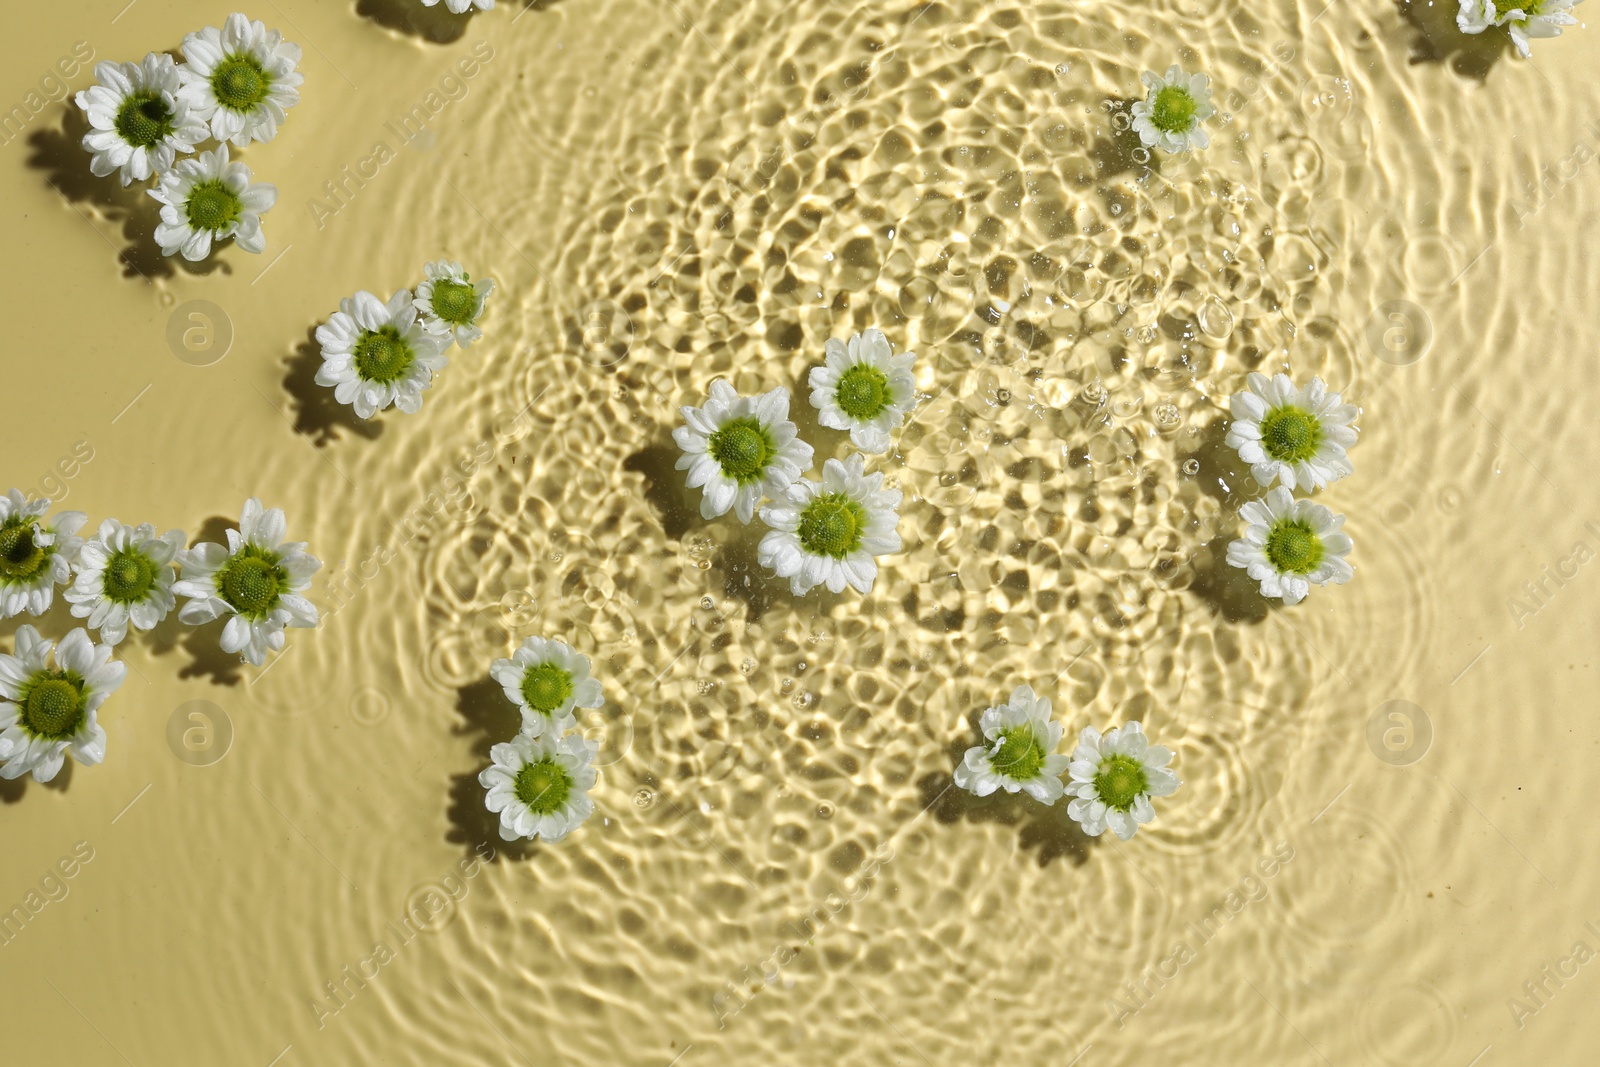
178,12 -> 303,146
66,520 -> 186,646
1226,486 -> 1353,606
315,289 -> 450,419
490,636 -> 603,738
0,490 -> 86,619
1226,372 -> 1358,492
1457,0 -> 1581,56
0,627 -> 125,783
413,261 -> 495,348
673,381 -> 814,523
758,453 -> 902,596
74,53 -> 207,187
808,328 -> 917,454
422,0 -> 496,12
174,499 -> 320,666
1130,65 -> 1216,154
1066,721 -> 1179,840
953,685 -> 1071,804
480,732 -> 598,842
149,144 -> 276,261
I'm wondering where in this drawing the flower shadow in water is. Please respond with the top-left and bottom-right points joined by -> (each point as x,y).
281,326 -> 385,448
445,676 -> 536,862
1088,97 -> 1164,184
1183,418 -> 1271,624
356,0 -> 474,44
1395,0 -> 1512,81
622,441 -> 698,542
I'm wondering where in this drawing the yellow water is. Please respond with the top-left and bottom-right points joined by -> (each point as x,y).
3,0 -> 1598,1063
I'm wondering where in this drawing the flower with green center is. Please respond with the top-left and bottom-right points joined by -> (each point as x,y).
75,53 -> 207,186
1130,65 -> 1216,154
0,626 -> 125,784
0,489 -> 87,620
491,636 -> 604,738
150,144 -> 277,261
1227,372 -> 1358,491
808,328 -> 918,454
66,519 -> 186,647
175,499 -> 321,667
316,289 -> 451,419
758,453 -> 903,596
413,261 -> 496,348
954,685 -> 1071,804
1457,0 -> 1579,57
1066,720 -> 1179,840
674,381 -> 815,523
178,13 -> 303,146
1226,486 -> 1354,606
480,732 -> 599,842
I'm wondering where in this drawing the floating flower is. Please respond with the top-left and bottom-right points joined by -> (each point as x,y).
480,732 -> 598,842
490,636 -> 603,738
952,684 -> 1071,804
807,328 -> 917,454
673,381 -> 814,523
1226,372 -> 1358,492
178,12 -> 303,146
66,520 -> 186,647
174,499 -> 320,666
314,289 -> 450,419
0,490 -> 86,620
1457,0 -> 1581,57
758,453 -> 902,595
0,627 -> 125,783
1226,486 -> 1353,606
1130,65 -> 1216,154
423,0 -> 496,12
1065,721 -> 1179,840
149,144 -> 276,261
74,53 -> 207,187
413,261 -> 495,348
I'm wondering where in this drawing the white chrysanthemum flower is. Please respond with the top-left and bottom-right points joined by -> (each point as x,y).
1065,721 -> 1180,840
0,490 -> 87,620
1458,0 -> 1581,56
1226,372 -> 1359,492
673,381 -> 814,523
423,0 -> 496,12
757,453 -> 902,596
148,144 -> 276,261
413,261 -> 495,348
65,520 -> 186,647
0,627 -> 125,783
73,54 -> 208,187
177,12 -> 303,146
952,685 -> 1071,804
807,328 -> 917,454
173,499 -> 320,666
479,732 -> 598,843
1226,486 -> 1353,606
490,636 -> 604,738
1130,65 -> 1216,154
314,289 -> 451,419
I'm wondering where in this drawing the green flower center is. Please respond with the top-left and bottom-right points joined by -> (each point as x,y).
22,674 -> 86,741
1094,754 -> 1150,812
216,546 -> 287,617
114,91 -> 174,148
1258,406 -> 1323,464
103,549 -> 157,604
185,181 -> 242,233
1150,85 -> 1199,133
430,280 -> 478,325
797,494 -> 864,559
520,663 -> 574,715
707,418 -> 775,483
835,364 -> 891,420
1264,520 -> 1324,575
1492,0 -> 1540,16
991,725 -> 1047,782
353,327 -> 416,385
513,759 -> 573,816
211,55 -> 269,112
0,522 -> 48,582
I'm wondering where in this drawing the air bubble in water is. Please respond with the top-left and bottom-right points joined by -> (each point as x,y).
1182,458 -> 1200,475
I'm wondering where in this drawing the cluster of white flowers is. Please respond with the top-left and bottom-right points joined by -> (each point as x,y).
1457,0 -> 1582,57
73,13 -> 301,260
953,685 -> 1181,840
480,637 -> 603,842
1222,372 -> 1359,606
315,261 -> 496,420
675,328 -> 916,596
0,494 -> 319,782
